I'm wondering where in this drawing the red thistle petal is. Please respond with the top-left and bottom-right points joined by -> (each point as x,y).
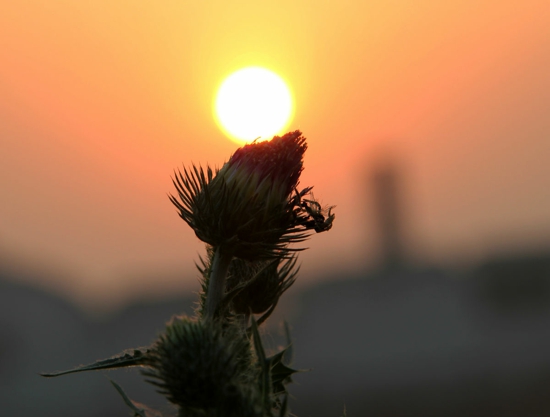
229,130 -> 307,196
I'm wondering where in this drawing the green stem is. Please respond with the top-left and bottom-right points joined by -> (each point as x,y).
204,246 -> 233,320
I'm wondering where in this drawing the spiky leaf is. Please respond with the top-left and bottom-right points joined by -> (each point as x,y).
40,349 -> 148,377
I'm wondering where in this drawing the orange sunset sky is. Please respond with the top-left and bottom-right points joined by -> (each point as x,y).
1,1 -> 549,312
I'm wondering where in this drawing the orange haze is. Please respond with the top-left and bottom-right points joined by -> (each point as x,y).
1,1 -> 549,312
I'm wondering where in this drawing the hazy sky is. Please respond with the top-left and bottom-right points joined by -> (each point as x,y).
1,1 -> 549,312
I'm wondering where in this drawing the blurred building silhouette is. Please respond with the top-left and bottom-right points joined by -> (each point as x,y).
3,251 -> 550,417
288,253 -> 550,417
372,160 -> 406,270
476,254 -> 550,312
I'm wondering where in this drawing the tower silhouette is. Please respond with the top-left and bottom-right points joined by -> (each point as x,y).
372,160 -> 405,270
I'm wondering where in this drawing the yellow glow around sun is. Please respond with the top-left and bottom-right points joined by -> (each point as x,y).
214,67 -> 294,144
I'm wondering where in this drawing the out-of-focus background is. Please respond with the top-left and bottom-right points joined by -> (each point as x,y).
1,1 -> 550,416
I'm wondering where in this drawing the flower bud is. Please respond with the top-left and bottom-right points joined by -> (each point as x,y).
227,256 -> 298,315
170,131 -> 333,261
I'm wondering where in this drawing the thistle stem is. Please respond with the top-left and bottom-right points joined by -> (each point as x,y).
204,246 -> 233,320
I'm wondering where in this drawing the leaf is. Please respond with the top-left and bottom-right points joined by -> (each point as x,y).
251,317 -> 303,399
266,347 -> 301,395
250,317 -> 267,365
40,349 -> 148,377
110,379 -> 163,417
250,317 -> 271,409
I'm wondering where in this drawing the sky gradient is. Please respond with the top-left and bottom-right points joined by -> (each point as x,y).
1,0 -> 549,312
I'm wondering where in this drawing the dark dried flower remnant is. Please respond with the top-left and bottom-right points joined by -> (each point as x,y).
170,130 -> 333,261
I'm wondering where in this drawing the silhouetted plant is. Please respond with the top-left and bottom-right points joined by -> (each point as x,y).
42,130 -> 334,417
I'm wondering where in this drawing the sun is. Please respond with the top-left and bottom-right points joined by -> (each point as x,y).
214,67 -> 294,144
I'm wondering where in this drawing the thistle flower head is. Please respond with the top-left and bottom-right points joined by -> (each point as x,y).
142,317 -> 261,414
170,130 -> 334,261
220,130 -> 306,200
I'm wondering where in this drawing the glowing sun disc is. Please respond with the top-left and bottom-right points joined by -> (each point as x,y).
214,67 -> 294,144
